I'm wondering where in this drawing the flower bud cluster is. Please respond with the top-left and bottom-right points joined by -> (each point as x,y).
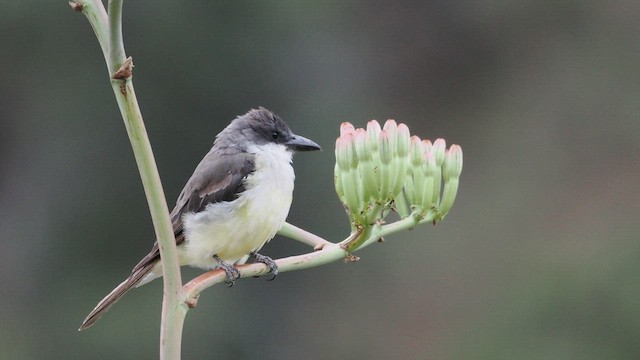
335,120 -> 463,227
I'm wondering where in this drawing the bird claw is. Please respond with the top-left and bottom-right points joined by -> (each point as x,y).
214,255 -> 240,286
251,252 -> 278,280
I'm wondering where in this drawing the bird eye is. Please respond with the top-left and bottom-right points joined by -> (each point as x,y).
271,131 -> 279,140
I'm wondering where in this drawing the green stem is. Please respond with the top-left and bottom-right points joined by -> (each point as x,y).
278,222 -> 333,249
107,0 -> 126,71
76,0 -> 110,69
110,79 -> 182,360
358,210 -> 435,248
74,1 -> 182,358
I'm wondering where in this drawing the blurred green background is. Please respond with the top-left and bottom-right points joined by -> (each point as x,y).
2,1 -> 640,359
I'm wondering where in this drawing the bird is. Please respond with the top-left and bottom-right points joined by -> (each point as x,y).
79,107 -> 321,330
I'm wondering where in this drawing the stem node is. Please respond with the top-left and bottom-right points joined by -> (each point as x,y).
112,56 -> 133,80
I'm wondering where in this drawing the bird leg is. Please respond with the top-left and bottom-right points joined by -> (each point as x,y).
250,252 -> 279,281
213,255 -> 240,286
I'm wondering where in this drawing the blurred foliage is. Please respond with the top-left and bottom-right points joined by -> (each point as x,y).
1,1 -> 640,359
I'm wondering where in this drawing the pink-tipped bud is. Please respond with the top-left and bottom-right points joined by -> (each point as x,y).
335,136 -> 350,171
423,151 -> 437,177
383,119 -> 398,135
366,120 -> 382,152
409,136 -> 425,167
422,139 -> 432,155
383,120 -> 399,157
354,128 -> 370,161
432,138 -> 446,166
366,120 -> 382,135
397,123 -> 411,157
378,130 -> 392,164
439,144 -> 463,220
443,144 -> 463,181
336,133 -> 357,170
340,122 -> 356,136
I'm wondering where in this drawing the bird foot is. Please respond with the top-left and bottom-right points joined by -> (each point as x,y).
251,252 -> 278,281
213,255 -> 240,286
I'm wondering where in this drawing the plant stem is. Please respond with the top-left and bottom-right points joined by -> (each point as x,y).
73,1 -> 182,358
107,0 -> 126,71
278,222 -> 333,249
109,78 -> 182,360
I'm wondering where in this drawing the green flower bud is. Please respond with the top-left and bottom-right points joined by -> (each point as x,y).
422,139 -> 432,155
365,121 -> 382,198
443,144 -> 463,181
407,136 -> 425,207
335,136 -> 351,172
421,151 -> 437,211
438,178 -> 459,221
394,191 -> 410,219
392,123 -> 411,199
334,163 -> 346,205
382,120 -> 399,200
353,129 -> 369,203
438,145 -> 463,220
405,136 -> 424,206
366,120 -> 381,153
403,173 -> 416,209
335,134 -> 361,221
431,138 -> 446,207
346,133 -> 359,169
397,124 -> 411,157
432,138 -> 446,166
354,128 -> 378,201
366,120 -> 382,141
410,136 -> 425,167
383,120 -> 398,141
378,130 -> 393,201
353,128 -> 369,161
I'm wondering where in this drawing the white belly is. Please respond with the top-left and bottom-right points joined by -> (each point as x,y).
180,145 -> 294,269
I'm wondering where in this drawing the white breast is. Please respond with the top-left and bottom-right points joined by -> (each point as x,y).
180,143 -> 295,269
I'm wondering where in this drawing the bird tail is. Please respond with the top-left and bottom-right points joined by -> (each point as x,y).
78,262 -> 157,331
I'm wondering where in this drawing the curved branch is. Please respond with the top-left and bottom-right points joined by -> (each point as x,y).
183,242 -> 348,302
179,210 -> 432,317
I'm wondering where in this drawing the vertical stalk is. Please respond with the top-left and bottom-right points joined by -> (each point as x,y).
73,1 -> 183,358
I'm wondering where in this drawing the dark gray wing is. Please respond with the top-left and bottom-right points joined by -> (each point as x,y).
173,152 -> 256,218
130,151 -> 255,274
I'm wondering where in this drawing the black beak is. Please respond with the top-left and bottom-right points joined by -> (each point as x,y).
286,134 -> 321,152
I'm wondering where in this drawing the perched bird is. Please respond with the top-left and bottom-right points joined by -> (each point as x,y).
79,107 -> 321,330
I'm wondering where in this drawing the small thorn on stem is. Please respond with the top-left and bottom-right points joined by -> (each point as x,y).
344,253 -> 360,263
377,236 -> 385,243
112,56 -> 134,80
185,294 -> 200,309
339,243 -> 360,262
313,243 -> 326,251
69,1 -> 83,11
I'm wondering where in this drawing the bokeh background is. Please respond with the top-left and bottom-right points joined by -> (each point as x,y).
2,1 -> 640,359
